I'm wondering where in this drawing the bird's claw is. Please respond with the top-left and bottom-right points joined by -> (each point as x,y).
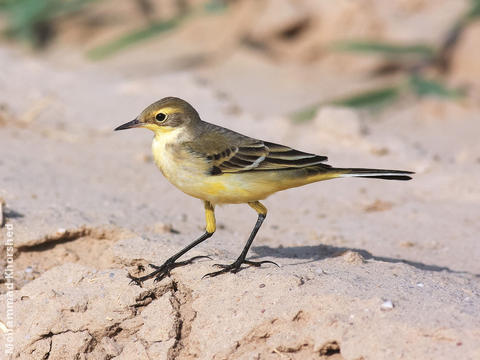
128,255 -> 210,286
203,259 -> 278,278
127,273 -> 146,287
213,259 -> 279,269
148,255 -> 211,270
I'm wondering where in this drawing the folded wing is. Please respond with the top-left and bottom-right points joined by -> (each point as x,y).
187,135 -> 329,175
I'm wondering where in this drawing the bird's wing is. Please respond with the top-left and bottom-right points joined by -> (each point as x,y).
185,126 -> 329,175
252,141 -> 329,171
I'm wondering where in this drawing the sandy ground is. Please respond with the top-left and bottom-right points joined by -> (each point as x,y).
1,1 -> 480,359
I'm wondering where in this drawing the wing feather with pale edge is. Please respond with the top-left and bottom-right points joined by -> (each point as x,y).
187,134 -> 330,175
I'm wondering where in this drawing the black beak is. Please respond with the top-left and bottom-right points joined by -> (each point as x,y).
114,119 -> 141,131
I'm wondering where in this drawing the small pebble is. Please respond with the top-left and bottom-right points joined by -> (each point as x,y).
381,300 -> 394,310
56,228 -> 66,235
259,283 -> 265,288
416,282 -> 424,288
24,266 -> 33,273
342,250 -> 365,264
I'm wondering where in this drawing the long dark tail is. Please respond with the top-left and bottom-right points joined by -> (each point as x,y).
334,168 -> 414,181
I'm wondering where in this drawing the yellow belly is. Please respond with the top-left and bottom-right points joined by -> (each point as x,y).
177,172 -> 276,204
160,171 -> 282,204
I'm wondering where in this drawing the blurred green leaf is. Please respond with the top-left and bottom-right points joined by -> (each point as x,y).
289,104 -> 321,123
87,0 -> 228,60
0,0 -> 97,46
289,85 -> 401,122
467,0 -> 480,19
332,86 -> 401,108
204,0 -> 228,13
87,17 -> 185,60
332,40 -> 435,58
409,75 -> 464,98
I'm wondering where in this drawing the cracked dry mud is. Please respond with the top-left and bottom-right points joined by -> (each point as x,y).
2,231 -> 479,359
1,19 -> 480,358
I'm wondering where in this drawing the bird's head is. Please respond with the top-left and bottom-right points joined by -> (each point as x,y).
115,97 -> 200,135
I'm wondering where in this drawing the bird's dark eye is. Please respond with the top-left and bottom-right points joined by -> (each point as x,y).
155,112 -> 167,122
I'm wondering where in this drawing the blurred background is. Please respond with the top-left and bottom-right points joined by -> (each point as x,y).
1,0 -> 479,116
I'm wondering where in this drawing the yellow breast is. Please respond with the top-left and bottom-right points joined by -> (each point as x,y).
152,130 -> 215,199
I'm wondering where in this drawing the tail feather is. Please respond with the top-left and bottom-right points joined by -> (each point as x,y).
335,168 -> 414,181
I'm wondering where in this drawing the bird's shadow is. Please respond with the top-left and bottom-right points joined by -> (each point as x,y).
251,244 -> 480,278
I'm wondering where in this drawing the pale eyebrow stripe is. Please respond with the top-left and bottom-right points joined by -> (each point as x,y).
158,107 -> 180,115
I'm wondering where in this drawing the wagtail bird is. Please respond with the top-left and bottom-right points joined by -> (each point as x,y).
115,97 -> 413,283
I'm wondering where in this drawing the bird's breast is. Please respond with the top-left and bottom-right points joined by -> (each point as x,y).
152,133 -> 210,195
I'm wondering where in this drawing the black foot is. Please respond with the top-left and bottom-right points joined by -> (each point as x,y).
128,255 -> 211,287
202,259 -> 278,278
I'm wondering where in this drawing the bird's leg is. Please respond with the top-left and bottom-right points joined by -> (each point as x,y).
203,201 -> 278,278
128,201 -> 216,286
